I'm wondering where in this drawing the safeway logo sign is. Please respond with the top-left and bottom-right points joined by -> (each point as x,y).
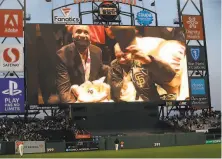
0,44 -> 24,71
0,10 -> 23,37
3,48 -> 20,63
61,7 -> 71,17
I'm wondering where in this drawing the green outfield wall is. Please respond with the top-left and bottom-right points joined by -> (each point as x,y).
100,133 -> 206,150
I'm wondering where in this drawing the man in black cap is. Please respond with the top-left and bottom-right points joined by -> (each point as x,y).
114,138 -> 120,151
108,26 -> 187,102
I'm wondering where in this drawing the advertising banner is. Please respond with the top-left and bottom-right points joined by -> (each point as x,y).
46,142 -> 65,153
0,44 -> 24,71
15,141 -> 45,154
190,96 -> 209,108
189,77 -> 209,107
182,15 -> 204,40
190,78 -> 206,95
187,46 -> 206,70
75,134 -> 91,139
0,78 -> 24,113
52,1 -> 155,26
26,24 -> 189,105
0,10 -> 23,37
29,105 -> 59,110
53,7 -> 80,24
136,10 -> 154,26
73,0 -> 136,5
65,141 -> 98,152
205,140 -> 221,144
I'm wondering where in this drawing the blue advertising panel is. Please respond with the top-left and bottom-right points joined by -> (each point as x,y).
190,78 -> 206,95
187,46 -> 206,70
189,77 -> 209,108
136,10 -> 153,26
0,78 -> 24,113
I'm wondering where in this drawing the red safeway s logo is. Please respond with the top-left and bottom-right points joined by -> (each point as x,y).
3,48 -> 20,63
0,10 -> 23,37
0,44 -> 24,71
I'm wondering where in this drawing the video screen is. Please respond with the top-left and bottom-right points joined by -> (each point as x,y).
26,24 -> 189,105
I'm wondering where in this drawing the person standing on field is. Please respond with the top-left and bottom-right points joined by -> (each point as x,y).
120,141 -> 124,149
114,138 -> 119,151
16,140 -> 24,157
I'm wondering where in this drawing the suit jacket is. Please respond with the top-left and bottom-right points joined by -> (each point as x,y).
56,42 -> 107,103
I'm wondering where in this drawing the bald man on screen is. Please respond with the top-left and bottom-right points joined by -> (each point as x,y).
56,25 -> 108,103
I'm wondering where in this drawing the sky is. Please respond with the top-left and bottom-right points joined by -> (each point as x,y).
0,0 -> 221,112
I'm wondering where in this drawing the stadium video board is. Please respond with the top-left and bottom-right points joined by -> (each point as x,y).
25,24 -> 189,105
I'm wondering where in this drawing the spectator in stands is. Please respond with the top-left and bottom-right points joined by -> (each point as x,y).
0,110 -> 220,142
164,111 -> 221,132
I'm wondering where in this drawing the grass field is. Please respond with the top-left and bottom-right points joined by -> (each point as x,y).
1,144 -> 221,158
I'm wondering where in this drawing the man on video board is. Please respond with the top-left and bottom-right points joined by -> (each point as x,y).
56,25 -> 108,103
109,26 -> 186,102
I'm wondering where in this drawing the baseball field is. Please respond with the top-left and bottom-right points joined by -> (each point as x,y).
1,144 -> 221,158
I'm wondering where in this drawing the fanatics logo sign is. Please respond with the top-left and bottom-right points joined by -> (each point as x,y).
61,7 -> 71,17
54,7 -> 80,24
0,10 -> 23,37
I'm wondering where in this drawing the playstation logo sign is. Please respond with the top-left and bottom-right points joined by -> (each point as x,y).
2,80 -> 22,96
0,78 -> 24,113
